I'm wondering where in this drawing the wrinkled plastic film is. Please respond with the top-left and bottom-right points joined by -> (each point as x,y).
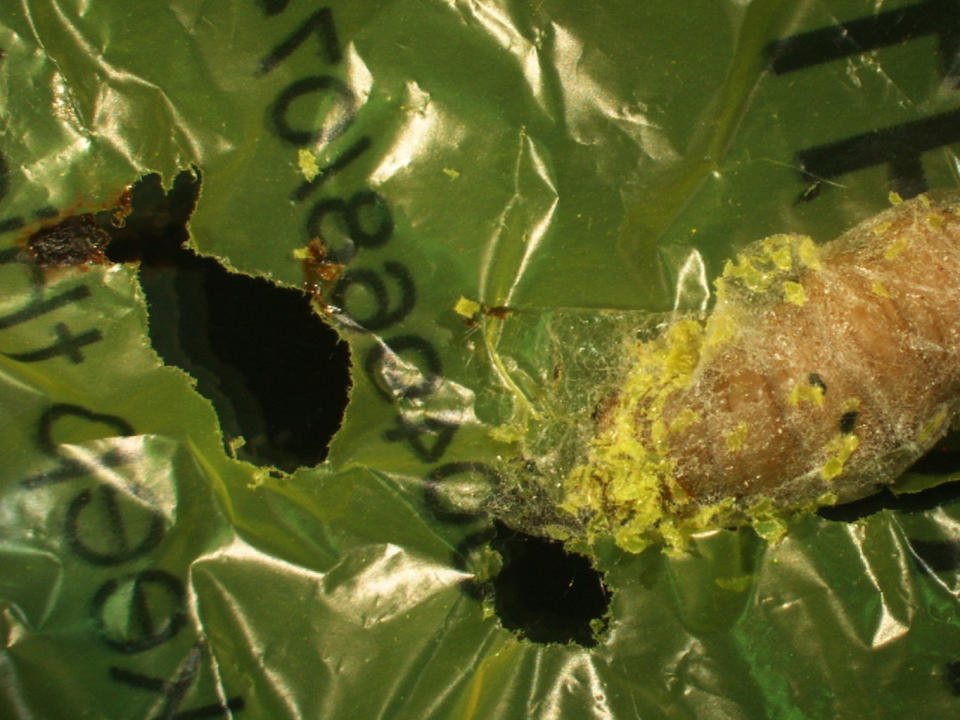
4,2 -> 960,719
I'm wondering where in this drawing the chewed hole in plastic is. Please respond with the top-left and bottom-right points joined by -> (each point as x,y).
488,520 -> 610,647
105,171 -> 350,472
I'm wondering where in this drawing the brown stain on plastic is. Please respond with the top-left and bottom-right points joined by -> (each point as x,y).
110,186 -> 134,229
301,238 -> 345,306
459,303 -> 516,328
20,185 -> 135,268
486,305 -> 514,320
26,214 -> 110,266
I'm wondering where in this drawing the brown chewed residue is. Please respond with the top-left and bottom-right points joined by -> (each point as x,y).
300,238 -> 345,301
27,214 -> 110,267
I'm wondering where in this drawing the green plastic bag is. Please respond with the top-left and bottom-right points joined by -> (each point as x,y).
4,1 -> 960,717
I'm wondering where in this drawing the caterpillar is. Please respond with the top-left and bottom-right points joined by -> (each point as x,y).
562,192 -> 960,552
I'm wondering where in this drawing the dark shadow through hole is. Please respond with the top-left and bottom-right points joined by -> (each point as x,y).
489,520 -> 610,647
104,171 -> 350,472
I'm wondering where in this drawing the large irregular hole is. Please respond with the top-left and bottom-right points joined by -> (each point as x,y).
488,520 -> 610,647
105,171 -> 350,472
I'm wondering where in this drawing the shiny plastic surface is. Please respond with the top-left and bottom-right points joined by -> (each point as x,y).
3,1 -> 960,718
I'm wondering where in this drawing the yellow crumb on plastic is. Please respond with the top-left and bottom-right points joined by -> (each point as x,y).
725,421 -> 749,452
297,148 -> 320,182
659,319 -> 704,382
442,167 -> 461,180
453,296 -> 482,319
871,280 -> 891,298
744,497 -> 789,543
884,234 -> 910,260
820,458 -> 843,481
543,525 -> 574,542
722,234 -> 819,297
762,235 -> 794,270
788,381 -> 825,407
840,397 -> 861,413
918,193 -> 931,208
797,236 -> 822,270
722,256 -> 766,293
888,190 -> 903,205
783,281 -> 806,306
820,434 -> 860,480
292,246 -> 311,260
702,308 -> 738,350
816,491 -> 839,506
487,423 -> 525,443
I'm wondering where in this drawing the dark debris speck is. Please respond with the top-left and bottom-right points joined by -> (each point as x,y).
839,410 -> 858,434
28,214 -> 109,266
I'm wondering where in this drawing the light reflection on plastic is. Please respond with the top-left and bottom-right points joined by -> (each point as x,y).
478,129 -> 558,305
447,0 -> 554,121
871,600 -> 909,649
324,543 -> 468,626
59,435 -> 179,522
504,134 -> 558,304
551,22 -> 678,162
672,249 -> 710,313
369,82 -> 456,184
542,653 -> 615,720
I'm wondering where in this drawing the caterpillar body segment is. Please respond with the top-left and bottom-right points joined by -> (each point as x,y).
563,193 -> 960,552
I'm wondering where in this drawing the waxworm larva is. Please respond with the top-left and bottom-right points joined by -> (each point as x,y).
562,192 -> 960,552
